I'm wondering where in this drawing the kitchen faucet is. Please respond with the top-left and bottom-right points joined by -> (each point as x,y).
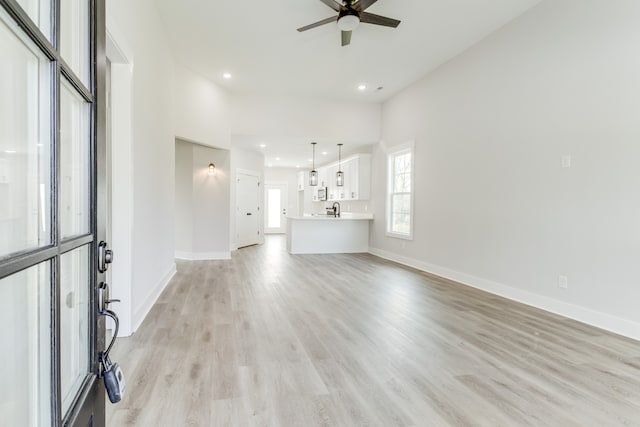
332,201 -> 341,218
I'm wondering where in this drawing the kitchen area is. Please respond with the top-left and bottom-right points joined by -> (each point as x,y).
285,149 -> 374,254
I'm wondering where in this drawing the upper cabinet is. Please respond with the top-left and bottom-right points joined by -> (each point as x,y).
344,154 -> 371,201
297,170 -> 306,191
315,153 -> 371,201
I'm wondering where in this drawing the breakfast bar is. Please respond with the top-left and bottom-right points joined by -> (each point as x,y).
286,213 -> 374,254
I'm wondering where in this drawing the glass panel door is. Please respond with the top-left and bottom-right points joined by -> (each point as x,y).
0,9 -> 51,259
0,0 -> 105,425
0,263 -> 51,426
265,183 -> 288,234
60,245 -> 90,414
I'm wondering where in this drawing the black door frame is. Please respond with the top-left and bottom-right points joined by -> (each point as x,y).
0,0 -> 106,425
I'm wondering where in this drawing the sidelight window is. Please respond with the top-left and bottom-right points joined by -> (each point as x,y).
387,143 -> 414,239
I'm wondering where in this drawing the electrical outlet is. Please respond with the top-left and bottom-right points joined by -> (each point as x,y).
558,275 -> 568,289
561,155 -> 571,168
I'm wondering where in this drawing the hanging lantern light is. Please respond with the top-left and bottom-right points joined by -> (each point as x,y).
309,142 -> 318,186
336,143 -> 344,186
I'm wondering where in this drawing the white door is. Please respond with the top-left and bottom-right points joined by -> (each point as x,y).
265,183 -> 288,234
237,173 -> 260,248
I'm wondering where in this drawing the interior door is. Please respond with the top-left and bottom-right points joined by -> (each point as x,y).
236,173 -> 260,248
0,0 -> 107,426
265,183 -> 288,234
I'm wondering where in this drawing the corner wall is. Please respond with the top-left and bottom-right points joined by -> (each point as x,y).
175,140 -> 231,260
107,0 -> 177,332
370,0 -> 640,339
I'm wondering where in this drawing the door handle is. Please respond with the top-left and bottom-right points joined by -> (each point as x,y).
246,212 -> 252,216
97,282 -> 120,314
97,282 -> 125,403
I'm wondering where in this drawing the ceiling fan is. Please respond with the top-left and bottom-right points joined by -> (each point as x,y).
297,0 -> 401,47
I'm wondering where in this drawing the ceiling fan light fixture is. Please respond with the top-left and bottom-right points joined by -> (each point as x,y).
338,14 -> 360,31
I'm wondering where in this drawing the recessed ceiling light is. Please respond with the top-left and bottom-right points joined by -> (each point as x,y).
308,158 -> 313,162
296,165 -> 300,168
259,143 -> 266,148
275,157 -> 280,161
223,73 -> 232,79
322,151 -> 328,155
5,150 -> 16,154
358,84 -> 367,91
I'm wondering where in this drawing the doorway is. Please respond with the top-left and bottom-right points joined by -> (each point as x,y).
0,0 -> 107,426
236,172 -> 260,248
265,183 -> 288,234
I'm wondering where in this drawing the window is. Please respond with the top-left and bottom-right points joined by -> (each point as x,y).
387,143 -> 414,239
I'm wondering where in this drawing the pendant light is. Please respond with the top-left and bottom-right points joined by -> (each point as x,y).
309,142 -> 318,186
336,143 -> 344,186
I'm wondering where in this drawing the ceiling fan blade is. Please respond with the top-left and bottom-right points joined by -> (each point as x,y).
360,11 -> 401,28
319,0 -> 342,12
341,30 -> 352,46
297,16 -> 337,32
353,0 -> 378,12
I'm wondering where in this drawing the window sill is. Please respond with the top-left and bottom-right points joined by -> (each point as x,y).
386,231 -> 413,241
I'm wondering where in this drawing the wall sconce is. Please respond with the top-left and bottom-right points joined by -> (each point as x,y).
208,163 -> 216,175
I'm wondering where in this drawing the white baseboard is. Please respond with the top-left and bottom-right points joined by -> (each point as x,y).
174,251 -> 231,260
368,247 -> 640,341
132,263 -> 177,333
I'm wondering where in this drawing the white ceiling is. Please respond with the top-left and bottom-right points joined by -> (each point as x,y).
156,0 -> 540,166
231,134 -> 374,170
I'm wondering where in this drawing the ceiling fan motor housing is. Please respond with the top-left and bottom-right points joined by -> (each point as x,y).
338,8 -> 360,31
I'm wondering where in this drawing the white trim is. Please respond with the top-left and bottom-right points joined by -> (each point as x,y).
386,141 -> 415,240
132,263 -> 177,333
368,247 -> 640,341
174,251 -> 231,260
236,168 -> 261,179
106,29 -> 134,337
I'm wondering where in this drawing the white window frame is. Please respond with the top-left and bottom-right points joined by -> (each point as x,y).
386,141 -> 415,240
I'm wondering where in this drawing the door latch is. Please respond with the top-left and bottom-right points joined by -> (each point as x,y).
98,241 -> 113,273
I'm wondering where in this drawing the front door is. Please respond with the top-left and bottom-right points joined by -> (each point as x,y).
236,173 -> 260,248
0,0 -> 107,426
265,183 -> 288,234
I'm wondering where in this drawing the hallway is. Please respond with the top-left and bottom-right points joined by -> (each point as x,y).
107,236 -> 640,426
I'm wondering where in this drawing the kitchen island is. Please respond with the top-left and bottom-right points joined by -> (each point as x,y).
286,213 -> 374,254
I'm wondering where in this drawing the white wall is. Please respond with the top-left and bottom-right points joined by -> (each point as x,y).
174,65 -> 231,149
107,0 -> 233,333
175,140 -> 231,259
174,140 -> 194,254
370,0 -> 640,339
230,94 -> 381,141
107,0 -> 177,332
192,144 -> 231,256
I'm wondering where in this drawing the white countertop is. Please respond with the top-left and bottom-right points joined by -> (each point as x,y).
287,213 -> 374,221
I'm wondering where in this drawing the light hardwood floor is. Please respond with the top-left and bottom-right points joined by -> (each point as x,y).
107,235 -> 640,426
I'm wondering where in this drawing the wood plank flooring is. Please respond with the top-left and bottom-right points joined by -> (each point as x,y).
107,235 -> 640,426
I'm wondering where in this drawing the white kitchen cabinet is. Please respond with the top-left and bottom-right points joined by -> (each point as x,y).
297,171 -> 306,191
343,154 -> 371,200
317,167 -> 328,188
326,164 -> 339,200
336,160 -> 355,200
307,153 -> 371,203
